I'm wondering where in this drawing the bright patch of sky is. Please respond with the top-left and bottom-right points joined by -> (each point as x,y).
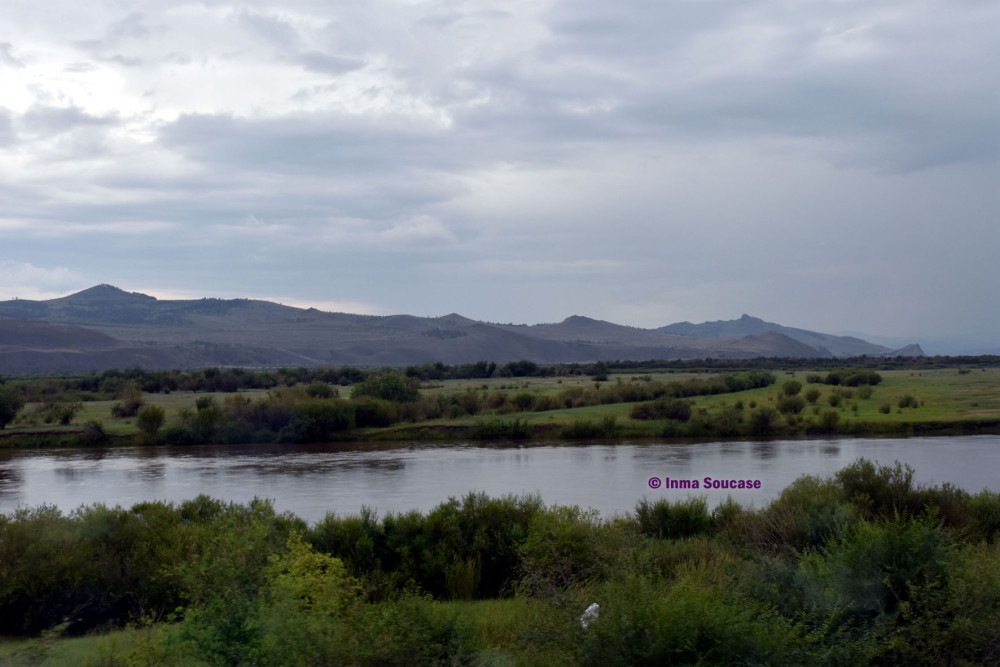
0,0 -> 997,350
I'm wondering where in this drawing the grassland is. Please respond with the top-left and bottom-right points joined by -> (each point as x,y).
2,366 -> 999,446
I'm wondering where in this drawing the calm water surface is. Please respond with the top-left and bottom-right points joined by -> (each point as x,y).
1,436 -> 998,522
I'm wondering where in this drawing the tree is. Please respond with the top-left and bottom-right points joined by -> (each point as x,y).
136,405 -> 166,442
0,385 -> 24,430
111,380 -> 145,418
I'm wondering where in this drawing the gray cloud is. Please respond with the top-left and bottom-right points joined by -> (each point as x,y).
234,9 -> 301,50
21,105 -> 119,136
0,109 -> 14,146
0,0 -> 996,345
0,42 -> 24,68
296,51 -> 366,75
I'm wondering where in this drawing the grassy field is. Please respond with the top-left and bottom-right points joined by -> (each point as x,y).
3,367 -> 999,444
384,367 -> 1000,435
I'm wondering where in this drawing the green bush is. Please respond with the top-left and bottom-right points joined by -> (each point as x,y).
280,399 -> 355,442
0,384 -> 24,429
580,575 -> 800,665
630,398 -> 691,421
634,497 -> 712,540
782,380 -> 802,396
136,405 -> 166,442
519,507 -> 619,597
749,406 -> 779,435
353,399 -> 398,427
776,395 -> 806,415
469,417 -> 529,439
351,373 -> 420,403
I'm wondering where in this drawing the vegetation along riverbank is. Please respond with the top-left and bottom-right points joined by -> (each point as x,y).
1,357 -> 999,448
3,459 -> 1000,664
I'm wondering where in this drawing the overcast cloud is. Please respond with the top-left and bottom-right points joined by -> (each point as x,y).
0,0 -> 997,350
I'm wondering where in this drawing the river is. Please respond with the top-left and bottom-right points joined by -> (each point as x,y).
1,435 -> 997,522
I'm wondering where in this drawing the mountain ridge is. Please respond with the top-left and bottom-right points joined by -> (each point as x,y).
0,286 -> 924,373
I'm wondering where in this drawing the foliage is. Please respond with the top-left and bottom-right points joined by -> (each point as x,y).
136,405 -> 166,442
110,380 -> 145,418
469,417 -> 530,439
7,462 -> 1000,663
782,379 -> 802,396
634,497 -> 712,540
351,372 -> 421,403
0,384 -> 25,429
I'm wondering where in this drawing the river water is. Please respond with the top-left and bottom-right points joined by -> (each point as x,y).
1,435 -> 997,522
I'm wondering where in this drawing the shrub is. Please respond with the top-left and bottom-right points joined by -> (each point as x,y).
782,380 -> 802,397
843,370 -> 883,386
796,513 -> 950,620
580,576 -> 799,665
898,394 -> 918,409
561,419 -> 602,438
635,497 -> 712,539
352,373 -> 420,403
305,381 -> 337,399
0,385 -> 25,430
749,407 -> 780,435
469,417 -> 529,439
630,398 -> 692,422
835,459 -> 927,520
353,399 -> 398,428
714,406 -> 744,436
879,403 -> 892,414
76,420 -> 111,446
818,410 -> 840,432
776,395 -> 806,415
518,506 -> 618,596
136,405 -> 166,442
512,392 -> 536,411
805,388 -> 821,403
111,380 -> 145,417
280,400 -> 356,442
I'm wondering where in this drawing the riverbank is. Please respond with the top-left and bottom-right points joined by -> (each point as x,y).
3,457 -> 1000,665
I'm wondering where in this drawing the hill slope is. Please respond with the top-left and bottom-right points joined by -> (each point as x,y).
0,286 -> 920,372
659,314 -> 923,357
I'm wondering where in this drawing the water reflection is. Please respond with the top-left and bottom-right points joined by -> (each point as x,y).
0,466 -> 23,493
128,462 -> 165,483
750,441 -> 777,459
0,436 -> 999,522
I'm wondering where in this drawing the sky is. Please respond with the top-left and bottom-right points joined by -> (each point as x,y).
0,0 -> 997,350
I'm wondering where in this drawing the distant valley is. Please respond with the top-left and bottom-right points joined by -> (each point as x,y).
0,285 -> 924,373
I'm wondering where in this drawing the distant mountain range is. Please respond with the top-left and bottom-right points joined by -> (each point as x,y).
0,285 -> 924,373
657,314 -> 925,358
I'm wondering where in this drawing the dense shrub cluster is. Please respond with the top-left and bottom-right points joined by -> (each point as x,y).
5,460 -> 1000,664
805,369 -> 883,386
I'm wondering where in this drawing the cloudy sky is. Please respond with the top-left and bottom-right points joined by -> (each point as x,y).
0,0 -> 997,350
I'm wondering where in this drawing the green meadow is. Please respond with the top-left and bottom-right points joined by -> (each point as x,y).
2,365 -> 999,445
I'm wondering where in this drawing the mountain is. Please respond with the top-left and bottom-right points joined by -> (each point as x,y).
658,314 -> 924,358
0,286 -> 920,373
